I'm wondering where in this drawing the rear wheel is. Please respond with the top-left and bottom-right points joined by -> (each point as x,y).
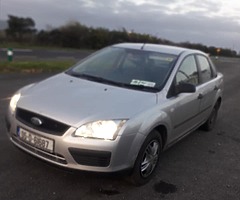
201,104 -> 219,131
130,130 -> 162,186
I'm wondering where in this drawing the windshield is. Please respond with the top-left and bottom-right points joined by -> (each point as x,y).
67,47 -> 178,92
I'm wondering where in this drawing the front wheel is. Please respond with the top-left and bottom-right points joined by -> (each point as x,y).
130,130 -> 162,186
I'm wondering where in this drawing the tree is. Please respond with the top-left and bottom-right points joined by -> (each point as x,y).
58,21 -> 90,48
6,15 -> 36,41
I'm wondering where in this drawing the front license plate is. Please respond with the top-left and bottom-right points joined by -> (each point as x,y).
17,127 -> 54,153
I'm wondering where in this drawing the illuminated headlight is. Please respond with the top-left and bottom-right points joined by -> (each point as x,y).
73,120 -> 127,140
9,93 -> 21,114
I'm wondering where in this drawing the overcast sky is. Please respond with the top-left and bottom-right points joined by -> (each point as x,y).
2,0 -> 240,51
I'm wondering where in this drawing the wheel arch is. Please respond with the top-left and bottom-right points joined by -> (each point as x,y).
215,97 -> 222,110
153,124 -> 168,150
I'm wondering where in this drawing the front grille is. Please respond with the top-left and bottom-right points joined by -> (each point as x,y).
69,148 -> 111,167
12,136 -> 67,165
16,108 -> 70,136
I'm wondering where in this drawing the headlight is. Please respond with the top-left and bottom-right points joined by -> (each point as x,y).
73,120 -> 127,140
9,93 -> 21,114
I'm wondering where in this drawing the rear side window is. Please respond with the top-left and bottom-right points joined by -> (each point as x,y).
197,55 -> 213,83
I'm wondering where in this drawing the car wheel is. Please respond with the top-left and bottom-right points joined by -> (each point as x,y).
201,105 -> 218,131
130,130 -> 162,186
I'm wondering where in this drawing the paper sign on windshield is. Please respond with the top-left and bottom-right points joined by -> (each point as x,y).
131,80 -> 156,87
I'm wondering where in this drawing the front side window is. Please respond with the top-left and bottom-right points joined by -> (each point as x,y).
197,55 -> 213,83
176,55 -> 199,86
67,47 -> 178,92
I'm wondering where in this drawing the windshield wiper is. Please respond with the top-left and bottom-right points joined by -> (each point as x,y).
67,72 -> 159,92
120,83 -> 159,92
68,72 -> 122,85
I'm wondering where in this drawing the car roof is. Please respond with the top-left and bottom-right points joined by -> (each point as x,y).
113,43 -> 204,56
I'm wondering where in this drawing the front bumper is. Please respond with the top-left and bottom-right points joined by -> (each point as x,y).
5,110 -> 144,173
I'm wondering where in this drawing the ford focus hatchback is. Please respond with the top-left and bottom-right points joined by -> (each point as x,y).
6,43 -> 223,185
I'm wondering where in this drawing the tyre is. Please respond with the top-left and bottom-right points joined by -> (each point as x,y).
201,105 -> 219,131
130,130 -> 162,186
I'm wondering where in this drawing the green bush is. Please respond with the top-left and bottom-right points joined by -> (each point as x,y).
0,60 -> 76,73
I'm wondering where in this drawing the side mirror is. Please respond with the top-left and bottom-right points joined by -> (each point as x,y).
175,82 -> 196,94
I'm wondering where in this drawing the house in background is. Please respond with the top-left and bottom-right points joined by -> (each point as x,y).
0,20 -> 7,40
0,20 -> 7,30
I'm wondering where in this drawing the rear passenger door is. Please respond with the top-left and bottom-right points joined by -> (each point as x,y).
196,55 -> 218,119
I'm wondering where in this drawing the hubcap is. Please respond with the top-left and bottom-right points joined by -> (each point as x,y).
141,140 -> 160,178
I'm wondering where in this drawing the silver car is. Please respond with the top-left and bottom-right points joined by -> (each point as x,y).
5,43 -> 223,185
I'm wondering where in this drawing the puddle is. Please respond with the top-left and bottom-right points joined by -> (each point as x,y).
217,131 -> 225,136
98,188 -> 120,196
208,150 -> 216,154
154,181 -> 177,195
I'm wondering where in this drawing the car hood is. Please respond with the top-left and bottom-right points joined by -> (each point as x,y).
17,73 -> 157,127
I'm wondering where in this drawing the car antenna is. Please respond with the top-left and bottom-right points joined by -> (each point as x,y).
141,43 -> 146,50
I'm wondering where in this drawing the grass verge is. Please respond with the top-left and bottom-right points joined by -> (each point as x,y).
0,60 -> 76,73
0,42 -> 93,51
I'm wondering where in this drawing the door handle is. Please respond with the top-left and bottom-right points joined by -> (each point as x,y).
214,86 -> 219,91
198,93 -> 203,99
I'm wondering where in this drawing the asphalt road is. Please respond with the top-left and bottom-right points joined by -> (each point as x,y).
0,59 -> 240,200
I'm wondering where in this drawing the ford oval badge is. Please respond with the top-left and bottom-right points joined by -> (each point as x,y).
31,117 -> 43,126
